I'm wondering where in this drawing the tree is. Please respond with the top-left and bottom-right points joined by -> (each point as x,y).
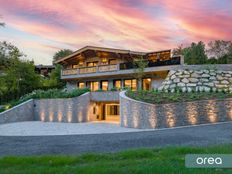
53,49 -> 73,63
133,56 -> 148,90
207,40 -> 232,64
42,64 -> 65,88
0,41 -> 22,71
5,58 -> 41,98
0,41 -> 41,103
182,41 -> 207,64
172,44 -> 183,56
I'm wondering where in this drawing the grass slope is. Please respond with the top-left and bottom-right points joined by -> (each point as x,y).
1,145 -> 232,174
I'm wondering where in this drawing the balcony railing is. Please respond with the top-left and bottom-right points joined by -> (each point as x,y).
98,64 -> 118,72
62,64 -> 119,76
79,66 -> 97,74
62,57 -> 181,76
62,68 -> 78,76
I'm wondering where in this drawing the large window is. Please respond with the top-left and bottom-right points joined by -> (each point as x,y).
78,82 -> 85,89
90,81 -> 99,91
105,104 -> 120,121
124,79 -> 137,91
106,104 -> 120,116
113,80 -> 121,89
87,61 -> 98,67
109,59 -> 117,65
72,65 -> 78,68
143,78 -> 151,90
101,81 -> 108,91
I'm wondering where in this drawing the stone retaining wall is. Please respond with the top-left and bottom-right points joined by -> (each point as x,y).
0,99 -> 34,124
120,91 -> 232,129
160,68 -> 232,92
34,92 -> 91,123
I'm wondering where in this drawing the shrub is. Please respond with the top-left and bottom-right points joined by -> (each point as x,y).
95,89 -> 104,92
0,88 -> 90,113
110,87 -> 118,91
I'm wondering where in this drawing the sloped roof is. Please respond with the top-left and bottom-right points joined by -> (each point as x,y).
54,46 -> 147,64
54,45 -> 172,64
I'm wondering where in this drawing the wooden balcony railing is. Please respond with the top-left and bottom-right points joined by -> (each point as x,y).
98,64 -> 118,72
62,64 -> 119,76
62,68 -> 78,76
79,66 -> 97,74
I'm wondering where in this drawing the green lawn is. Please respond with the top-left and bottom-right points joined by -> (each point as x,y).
1,145 -> 232,174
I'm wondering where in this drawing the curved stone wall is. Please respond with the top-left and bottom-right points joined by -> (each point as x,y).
159,68 -> 232,92
0,99 -> 34,124
120,91 -> 232,129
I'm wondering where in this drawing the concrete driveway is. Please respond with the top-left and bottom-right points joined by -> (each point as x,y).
0,122 -> 232,156
0,121 -> 146,136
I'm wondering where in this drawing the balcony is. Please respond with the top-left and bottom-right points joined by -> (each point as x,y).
62,64 -> 119,76
61,56 -> 182,79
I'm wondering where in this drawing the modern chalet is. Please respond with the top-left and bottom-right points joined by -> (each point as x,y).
55,46 -> 183,122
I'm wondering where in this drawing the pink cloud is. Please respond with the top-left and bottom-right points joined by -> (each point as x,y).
145,0 -> 232,41
0,0 -> 231,64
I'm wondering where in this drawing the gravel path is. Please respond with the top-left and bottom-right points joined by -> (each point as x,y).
0,122 -> 232,156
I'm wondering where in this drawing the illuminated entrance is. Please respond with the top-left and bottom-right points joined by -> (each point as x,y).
105,104 -> 120,121
92,102 -> 120,122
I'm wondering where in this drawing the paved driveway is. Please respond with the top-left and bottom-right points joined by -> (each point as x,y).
0,122 -> 232,156
0,121 -> 145,136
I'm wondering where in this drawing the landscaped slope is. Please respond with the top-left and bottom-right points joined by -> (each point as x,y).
126,90 -> 232,104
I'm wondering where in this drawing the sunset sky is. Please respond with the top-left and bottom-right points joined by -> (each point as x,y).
0,0 -> 232,65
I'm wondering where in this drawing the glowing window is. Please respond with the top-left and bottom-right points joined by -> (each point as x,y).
143,78 -> 151,90
124,79 -> 137,91
106,104 -> 120,116
109,59 -> 117,65
101,81 -> 108,91
78,82 -> 85,89
114,80 -> 121,89
90,81 -> 99,91
87,61 -> 98,67
73,65 -> 78,68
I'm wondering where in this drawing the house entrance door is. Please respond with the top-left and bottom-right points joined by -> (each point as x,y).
104,104 -> 120,122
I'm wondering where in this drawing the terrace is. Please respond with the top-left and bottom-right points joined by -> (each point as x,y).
61,56 -> 182,79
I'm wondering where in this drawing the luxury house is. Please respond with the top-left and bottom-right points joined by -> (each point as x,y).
55,46 -> 183,122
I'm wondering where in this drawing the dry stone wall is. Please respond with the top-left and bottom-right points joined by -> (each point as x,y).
159,69 -> 232,92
